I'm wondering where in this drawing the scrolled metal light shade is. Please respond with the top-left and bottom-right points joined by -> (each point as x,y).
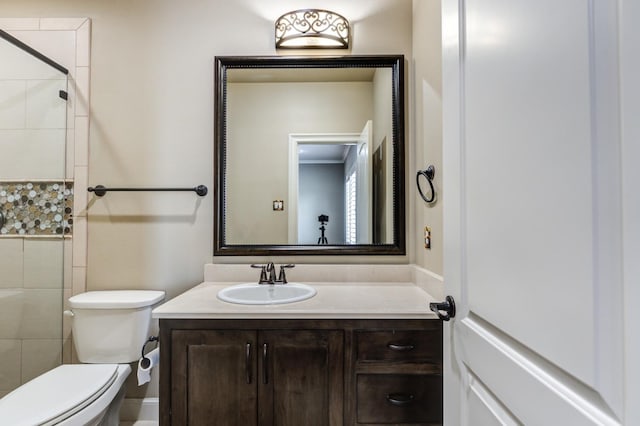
275,9 -> 350,49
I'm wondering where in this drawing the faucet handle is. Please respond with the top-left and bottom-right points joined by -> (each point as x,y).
251,264 -> 269,284
278,264 -> 295,284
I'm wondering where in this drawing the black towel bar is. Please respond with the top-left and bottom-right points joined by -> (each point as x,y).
88,185 -> 208,197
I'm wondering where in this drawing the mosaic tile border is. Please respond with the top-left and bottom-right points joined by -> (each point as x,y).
0,181 -> 73,236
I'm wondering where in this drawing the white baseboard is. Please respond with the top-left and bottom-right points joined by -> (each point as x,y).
120,398 -> 159,422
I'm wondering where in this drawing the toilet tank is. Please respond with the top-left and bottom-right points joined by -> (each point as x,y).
68,290 -> 165,363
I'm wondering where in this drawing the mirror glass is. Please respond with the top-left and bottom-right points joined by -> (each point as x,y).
214,56 -> 405,255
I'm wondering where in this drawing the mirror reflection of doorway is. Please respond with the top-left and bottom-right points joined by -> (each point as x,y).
289,121 -> 373,245
297,144 -> 351,244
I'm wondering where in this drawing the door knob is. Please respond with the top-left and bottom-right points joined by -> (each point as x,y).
429,295 -> 456,321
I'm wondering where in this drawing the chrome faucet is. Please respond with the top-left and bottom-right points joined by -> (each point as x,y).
251,263 -> 295,284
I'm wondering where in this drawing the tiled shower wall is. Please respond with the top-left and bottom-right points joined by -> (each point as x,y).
0,239 -> 66,395
0,18 -> 90,397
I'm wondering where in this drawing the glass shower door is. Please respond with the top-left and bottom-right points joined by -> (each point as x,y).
0,32 -> 69,397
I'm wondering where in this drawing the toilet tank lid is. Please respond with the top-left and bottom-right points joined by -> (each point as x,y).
69,290 -> 165,309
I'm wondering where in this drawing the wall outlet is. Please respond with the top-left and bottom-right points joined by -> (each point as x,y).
424,226 -> 431,249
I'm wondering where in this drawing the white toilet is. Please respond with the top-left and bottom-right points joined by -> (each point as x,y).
0,290 -> 165,426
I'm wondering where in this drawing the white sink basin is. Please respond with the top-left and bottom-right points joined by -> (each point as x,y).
217,283 -> 317,305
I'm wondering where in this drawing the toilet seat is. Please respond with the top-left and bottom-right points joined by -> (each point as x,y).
0,364 -> 119,426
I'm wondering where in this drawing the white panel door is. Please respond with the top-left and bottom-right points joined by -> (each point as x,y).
442,0 -> 638,424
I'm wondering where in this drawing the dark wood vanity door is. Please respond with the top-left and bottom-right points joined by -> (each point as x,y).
258,330 -> 344,426
171,330 -> 258,426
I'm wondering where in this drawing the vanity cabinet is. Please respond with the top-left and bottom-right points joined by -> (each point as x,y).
159,319 -> 441,426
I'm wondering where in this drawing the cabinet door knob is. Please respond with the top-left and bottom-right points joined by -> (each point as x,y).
386,393 -> 415,406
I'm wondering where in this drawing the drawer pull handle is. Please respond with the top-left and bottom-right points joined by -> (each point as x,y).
245,343 -> 252,384
387,343 -> 415,352
262,343 -> 269,384
386,393 -> 415,406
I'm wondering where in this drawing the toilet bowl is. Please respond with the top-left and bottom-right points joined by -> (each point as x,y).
0,290 -> 164,426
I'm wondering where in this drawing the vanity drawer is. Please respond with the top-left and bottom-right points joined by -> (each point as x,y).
356,328 -> 442,362
356,374 -> 442,424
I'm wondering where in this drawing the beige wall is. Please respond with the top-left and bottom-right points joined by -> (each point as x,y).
0,0 -> 413,300
412,0 -> 443,275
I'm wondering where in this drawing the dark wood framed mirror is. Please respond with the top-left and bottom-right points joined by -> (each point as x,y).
214,55 -> 405,255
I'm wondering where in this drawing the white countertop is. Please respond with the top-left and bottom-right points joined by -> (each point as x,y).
152,281 -> 439,319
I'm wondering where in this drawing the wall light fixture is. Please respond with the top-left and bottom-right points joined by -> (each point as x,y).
275,9 -> 350,49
